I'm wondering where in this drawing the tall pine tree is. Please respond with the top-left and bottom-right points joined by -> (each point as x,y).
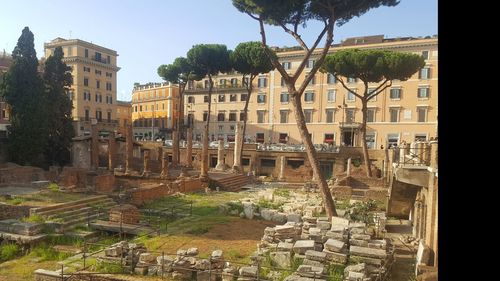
43,46 -> 74,166
0,27 -> 47,166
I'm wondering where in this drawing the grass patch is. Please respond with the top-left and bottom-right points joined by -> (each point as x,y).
29,244 -> 72,261
45,235 -> 84,247
47,183 -> 60,192
273,189 -> 291,198
257,199 -> 283,210
95,261 -> 123,273
22,214 -> 45,223
0,243 -> 21,262
326,264 -> 345,281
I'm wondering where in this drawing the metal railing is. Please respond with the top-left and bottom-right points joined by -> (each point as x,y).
392,143 -> 431,167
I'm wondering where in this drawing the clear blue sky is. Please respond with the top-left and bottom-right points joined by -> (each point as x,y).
0,0 -> 437,101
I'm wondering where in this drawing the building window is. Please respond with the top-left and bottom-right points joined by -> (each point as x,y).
83,66 -> 90,72
304,91 -> 314,102
346,109 -> 355,123
390,108 -> 399,122
95,69 -> 102,76
229,112 -> 237,121
96,110 -> 102,121
366,132 -> 376,149
107,111 -> 111,122
390,88 -> 401,99
347,91 -> 356,102
387,133 -> 399,148
422,51 -> 429,60
96,80 -> 100,89
280,92 -> 289,103
217,112 -> 225,122
368,88 -> 377,101
106,96 -> 113,104
327,73 -> 336,84
240,112 -> 246,121
84,77 -> 89,87
257,93 -> 266,103
257,111 -> 265,123
367,108 -> 375,122
219,79 -> 226,87
241,94 -> 248,101
203,112 -> 208,122
229,94 -> 237,102
106,72 -> 112,78
419,67 -> 430,79
218,126 -> 224,132
280,110 -> 288,124
256,133 -> 265,143
326,109 -> 334,123
106,82 -> 112,91
204,80 -> 210,89
134,106 -> 137,112
85,49 -> 88,58
347,77 -> 357,83
139,105 -> 142,112
218,94 -> 225,102
324,133 -> 335,144
306,59 -> 315,69
304,109 -> 313,123
327,90 -> 336,102
417,107 -> 427,122
282,61 -> 291,70
83,91 -> 90,101
279,133 -> 288,144
258,77 -> 267,88
85,109 -> 90,121
188,96 -> 195,103
204,95 -> 209,103
415,134 -> 427,141
418,87 -> 430,99
107,55 -> 110,64
231,78 -> 238,87
281,77 -> 286,87
307,74 -> 316,86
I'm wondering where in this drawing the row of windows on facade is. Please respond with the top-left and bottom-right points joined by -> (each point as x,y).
196,106 -> 428,124
198,66 -> 432,90
84,49 -> 111,64
83,78 -> 113,91
133,103 -> 167,112
133,89 -> 168,101
133,119 -> 168,128
83,66 -> 113,77
188,87 -> 430,105
82,92 -> 113,104
84,109 -> 112,121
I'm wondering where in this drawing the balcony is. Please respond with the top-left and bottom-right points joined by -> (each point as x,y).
91,55 -> 109,64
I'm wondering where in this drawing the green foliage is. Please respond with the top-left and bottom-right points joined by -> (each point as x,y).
186,225 -> 210,235
157,57 -> 202,86
352,158 -> 361,167
22,214 -> 45,223
8,197 -> 26,205
95,261 -> 123,274
29,244 -> 72,261
273,189 -> 291,198
45,235 -> 84,247
187,44 -> 232,77
0,243 -> 21,262
0,27 -> 47,166
226,201 -> 244,214
42,46 -> 74,166
291,256 -> 304,271
231,41 -> 275,78
48,183 -> 59,192
257,199 -> 283,210
326,264 -> 345,281
344,200 -> 378,224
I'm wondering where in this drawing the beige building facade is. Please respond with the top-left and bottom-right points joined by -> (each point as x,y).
116,100 -> 131,135
44,38 -> 120,136
0,51 -> 12,138
184,35 -> 438,148
131,82 -> 179,140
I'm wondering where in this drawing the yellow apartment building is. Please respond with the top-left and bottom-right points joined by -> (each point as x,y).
131,82 -> 179,140
184,35 -> 438,148
116,100 -> 131,135
44,38 -> 120,136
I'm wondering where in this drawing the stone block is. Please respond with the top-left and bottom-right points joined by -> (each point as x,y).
316,221 -> 331,230
277,242 -> 294,252
325,231 -> 348,242
293,240 -> 315,254
239,266 -> 258,277
211,250 -> 223,259
324,239 -> 346,252
330,225 -> 347,233
139,253 -> 157,263
270,251 -> 291,268
105,247 -> 123,257
272,212 -> 288,224
261,208 -> 276,221
296,265 -> 325,278
348,271 -> 366,280
350,246 -> 387,259
349,255 -> 383,266
287,213 -> 302,223
305,250 -> 327,262
187,247 -> 199,256
368,240 -> 387,250
197,270 -> 218,281
134,265 -> 148,275
350,239 -> 369,247
314,242 -> 323,252
352,234 -> 371,241
302,258 -> 324,267
331,216 -> 349,226
323,249 -> 348,264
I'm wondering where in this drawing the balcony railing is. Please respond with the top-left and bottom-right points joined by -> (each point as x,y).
91,56 -> 109,64
78,117 -> 118,124
392,143 -> 431,167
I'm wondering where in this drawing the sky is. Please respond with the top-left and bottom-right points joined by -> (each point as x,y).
0,0 -> 437,101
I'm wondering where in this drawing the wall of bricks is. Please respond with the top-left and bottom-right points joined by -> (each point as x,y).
57,167 -> 88,189
0,165 -> 47,186
0,203 -> 31,220
95,174 -> 116,194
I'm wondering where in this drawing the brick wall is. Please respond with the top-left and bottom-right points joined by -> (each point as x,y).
0,203 -> 31,220
95,174 -> 116,194
0,165 -> 46,186
128,183 -> 175,206
330,186 -> 352,199
57,167 -> 88,189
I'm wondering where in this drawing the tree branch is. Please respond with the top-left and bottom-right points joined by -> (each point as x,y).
279,23 -> 309,52
245,11 -> 259,21
258,18 -> 291,83
335,74 -> 364,100
368,80 -> 392,101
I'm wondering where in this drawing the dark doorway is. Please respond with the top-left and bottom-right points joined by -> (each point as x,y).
320,161 -> 334,180
343,130 -> 354,146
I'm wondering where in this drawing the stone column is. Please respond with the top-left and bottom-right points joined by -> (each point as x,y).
125,124 -> 134,175
429,141 -> 438,169
172,130 -> 179,167
186,126 -> 193,167
346,158 -> 351,177
108,131 -> 116,171
142,150 -> 150,177
215,140 -> 226,170
232,123 -> 243,172
160,151 -> 169,179
91,124 -> 99,170
278,155 -> 286,181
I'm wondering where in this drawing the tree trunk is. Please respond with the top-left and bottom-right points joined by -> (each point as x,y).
290,92 -> 337,218
361,99 -> 372,177
172,129 -> 179,166
200,76 -> 213,180
238,76 -> 253,173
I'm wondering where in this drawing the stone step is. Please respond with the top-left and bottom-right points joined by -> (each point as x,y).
30,195 -> 109,214
31,196 -> 112,216
57,213 -> 102,233
36,199 -> 113,218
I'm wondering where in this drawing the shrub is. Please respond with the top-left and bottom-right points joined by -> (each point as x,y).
22,214 -> 45,223
48,183 -> 60,192
0,243 -> 21,262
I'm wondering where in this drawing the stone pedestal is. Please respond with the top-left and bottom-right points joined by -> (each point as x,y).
232,123 -> 243,172
109,204 -> 140,224
278,155 -> 286,180
186,127 -> 193,167
215,140 -> 226,170
125,124 -> 134,174
142,150 -> 150,177
108,131 -> 116,171
200,128 -> 209,181
347,158 -> 351,177
161,151 -> 169,179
